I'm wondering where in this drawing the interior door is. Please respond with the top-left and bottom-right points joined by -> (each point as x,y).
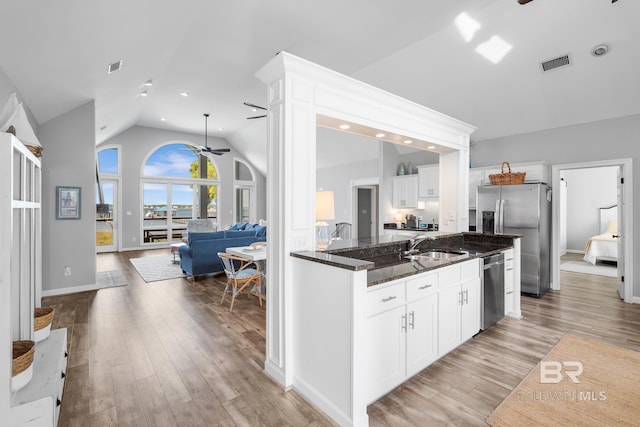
96,179 -> 117,253
616,167 -> 625,299
357,188 -> 372,239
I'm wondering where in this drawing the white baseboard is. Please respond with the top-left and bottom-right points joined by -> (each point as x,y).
42,282 -> 106,297
632,296 -> 640,304
566,249 -> 586,254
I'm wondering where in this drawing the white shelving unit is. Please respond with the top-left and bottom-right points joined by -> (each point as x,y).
1,134 -> 67,426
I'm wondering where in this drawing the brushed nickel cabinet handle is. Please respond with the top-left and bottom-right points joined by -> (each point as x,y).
418,284 -> 433,290
382,296 -> 397,303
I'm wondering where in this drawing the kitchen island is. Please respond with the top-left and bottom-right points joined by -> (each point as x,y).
290,232 -> 520,427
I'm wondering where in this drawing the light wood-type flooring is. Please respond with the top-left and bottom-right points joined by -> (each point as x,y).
43,249 -> 640,426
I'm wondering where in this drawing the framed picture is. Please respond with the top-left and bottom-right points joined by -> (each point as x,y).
56,186 -> 81,219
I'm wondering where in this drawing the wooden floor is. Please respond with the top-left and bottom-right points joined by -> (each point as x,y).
43,249 -> 640,427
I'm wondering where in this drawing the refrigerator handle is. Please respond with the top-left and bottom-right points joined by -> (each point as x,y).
499,199 -> 505,233
494,200 -> 500,234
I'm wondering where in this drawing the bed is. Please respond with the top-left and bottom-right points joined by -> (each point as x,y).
583,205 -> 618,265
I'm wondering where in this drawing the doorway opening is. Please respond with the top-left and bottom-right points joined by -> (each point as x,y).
354,185 -> 378,240
551,159 -> 633,303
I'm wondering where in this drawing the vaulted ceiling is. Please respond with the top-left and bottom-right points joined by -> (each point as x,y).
1,0 -> 638,176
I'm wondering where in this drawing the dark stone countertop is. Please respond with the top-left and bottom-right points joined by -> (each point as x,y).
290,232 -> 520,286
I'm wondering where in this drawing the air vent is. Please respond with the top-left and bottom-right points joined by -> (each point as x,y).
107,60 -> 123,74
540,54 -> 570,72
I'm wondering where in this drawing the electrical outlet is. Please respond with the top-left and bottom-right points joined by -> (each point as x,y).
64,265 -> 71,276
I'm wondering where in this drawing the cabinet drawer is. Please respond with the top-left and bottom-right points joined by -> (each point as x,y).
503,249 -> 515,268
460,259 -> 480,281
406,272 -> 438,301
367,282 -> 405,316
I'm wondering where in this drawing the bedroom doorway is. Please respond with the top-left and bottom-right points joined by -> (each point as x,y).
551,159 -> 633,303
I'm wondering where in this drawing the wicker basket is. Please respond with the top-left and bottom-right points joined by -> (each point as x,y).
12,340 -> 35,377
26,145 -> 43,158
489,162 -> 526,185
34,307 -> 54,331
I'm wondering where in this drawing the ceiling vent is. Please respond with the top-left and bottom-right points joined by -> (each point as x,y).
540,54 -> 571,72
107,60 -> 123,74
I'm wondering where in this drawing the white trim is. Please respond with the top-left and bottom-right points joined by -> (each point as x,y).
632,297 -> 640,304
42,282 -> 113,297
551,158 -> 633,303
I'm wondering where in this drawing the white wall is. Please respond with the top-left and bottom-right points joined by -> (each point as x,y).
99,125 -> 267,250
562,167 -> 617,252
471,114 -> 640,297
317,158 -> 379,232
40,101 -> 97,292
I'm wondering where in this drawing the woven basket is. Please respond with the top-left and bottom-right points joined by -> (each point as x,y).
26,145 -> 43,158
34,307 -> 54,331
489,162 -> 526,185
12,340 -> 35,377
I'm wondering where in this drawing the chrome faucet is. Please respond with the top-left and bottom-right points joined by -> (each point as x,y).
405,234 -> 436,254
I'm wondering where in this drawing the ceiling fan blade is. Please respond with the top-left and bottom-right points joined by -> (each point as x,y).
244,102 -> 267,111
517,0 -> 534,4
247,115 -> 267,120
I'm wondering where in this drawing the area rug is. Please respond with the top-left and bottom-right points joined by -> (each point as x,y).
130,256 -> 187,282
560,260 -> 617,277
96,270 -> 127,288
486,333 -> 640,426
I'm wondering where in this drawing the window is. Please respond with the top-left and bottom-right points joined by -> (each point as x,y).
96,147 -> 119,251
97,147 -> 118,175
233,159 -> 255,224
142,143 -> 219,244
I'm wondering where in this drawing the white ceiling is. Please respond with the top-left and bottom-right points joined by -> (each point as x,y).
1,0 -> 638,176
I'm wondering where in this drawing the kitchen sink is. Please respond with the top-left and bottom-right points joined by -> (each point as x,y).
405,249 -> 469,262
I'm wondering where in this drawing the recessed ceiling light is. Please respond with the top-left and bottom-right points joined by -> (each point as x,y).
403,140 -> 413,144
427,145 -> 436,150
375,133 -> 385,138
218,127 -> 223,131
160,117 -> 166,122
591,44 -> 610,57
107,60 -> 123,74
143,79 -> 153,86
179,91 -> 190,97
140,91 -> 148,97
339,124 -> 350,130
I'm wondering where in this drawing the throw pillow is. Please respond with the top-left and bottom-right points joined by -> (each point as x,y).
254,225 -> 267,238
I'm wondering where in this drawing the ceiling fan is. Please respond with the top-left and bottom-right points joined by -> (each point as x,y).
244,102 -> 267,119
517,0 -> 535,4
198,113 -> 230,155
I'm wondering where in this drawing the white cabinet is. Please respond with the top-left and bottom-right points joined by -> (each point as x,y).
366,260 -> 480,403
366,270 -> 438,403
438,260 -> 480,357
392,175 -> 418,208
468,169 -> 485,209
1,134 -> 66,427
418,165 -> 439,198
503,248 -> 515,316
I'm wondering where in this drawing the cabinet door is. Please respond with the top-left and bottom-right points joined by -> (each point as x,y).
365,305 -> 406,403
406,294 -> 438,377
460,278 -> 480,342
437,283 -> 461,357
392,176 -> 418,208
418,165 -> 439,198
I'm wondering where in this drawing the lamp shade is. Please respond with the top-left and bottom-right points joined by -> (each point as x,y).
315,191 -> 335,221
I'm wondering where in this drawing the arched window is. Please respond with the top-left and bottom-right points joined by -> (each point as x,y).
141,142 -> 220,244
234,159 -> 256,223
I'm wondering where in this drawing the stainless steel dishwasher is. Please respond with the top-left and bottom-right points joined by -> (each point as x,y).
481,253 -> 505,330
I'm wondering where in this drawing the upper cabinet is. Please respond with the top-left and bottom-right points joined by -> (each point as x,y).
417,165 -> 439,198
392,175 -> 418,208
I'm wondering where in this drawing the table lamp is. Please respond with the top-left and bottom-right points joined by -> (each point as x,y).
315,190 -> 335,250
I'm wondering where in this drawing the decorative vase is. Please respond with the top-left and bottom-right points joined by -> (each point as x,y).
397,162 -> 406,176
407,161 -> 415,175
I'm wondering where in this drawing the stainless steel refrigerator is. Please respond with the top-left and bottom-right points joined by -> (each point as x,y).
476,183 -> 551,297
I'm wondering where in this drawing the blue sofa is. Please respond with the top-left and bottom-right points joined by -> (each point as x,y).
179,225 -> 266,277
